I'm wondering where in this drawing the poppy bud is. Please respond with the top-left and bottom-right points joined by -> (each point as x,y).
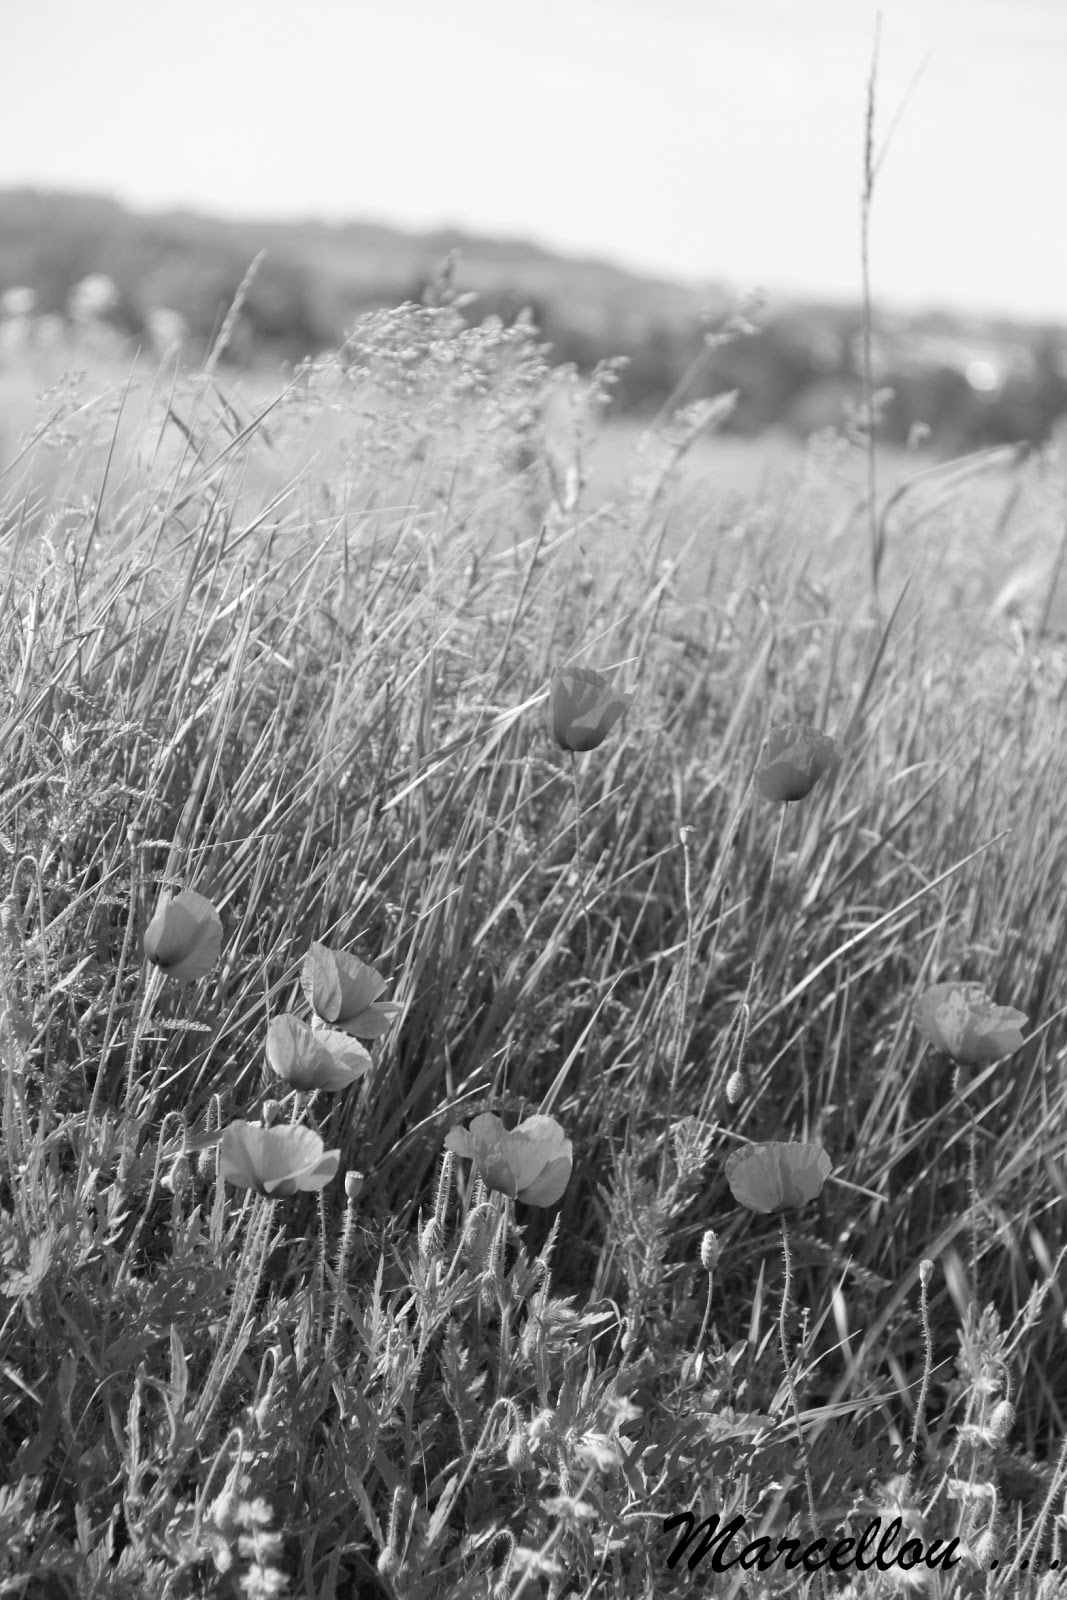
700,1230 -> 720,1272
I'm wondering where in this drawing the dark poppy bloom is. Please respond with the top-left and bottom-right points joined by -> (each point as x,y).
756,724 -> 842,803
265,1013 -> 372,1092
914,982 -> 1027,1067
299,942 -> 402,1039
548,666 -> 634,753
143,888 -> 222,983
724,1141 -> 832,1214
444,1112 -> 573,1206
219,1121 -> 340,1197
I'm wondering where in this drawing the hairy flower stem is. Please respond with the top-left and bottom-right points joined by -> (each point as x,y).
569,751 -> 593,975
779,1214 -> 827,1600
728,805 -> 786,1101
192,1194 -> 278,1437
659,824 -> 695,1193
906,1265 -> 935,1492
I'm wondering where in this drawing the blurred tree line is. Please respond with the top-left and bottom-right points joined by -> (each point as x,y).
2,189 -> 1066,455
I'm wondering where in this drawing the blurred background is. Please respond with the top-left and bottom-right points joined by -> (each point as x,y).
2,0 -> 1066,456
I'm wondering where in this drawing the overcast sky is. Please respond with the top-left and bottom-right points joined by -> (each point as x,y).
2,0 -> 1064,321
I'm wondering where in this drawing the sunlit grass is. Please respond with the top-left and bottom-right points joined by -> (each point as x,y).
3,289 -> 1067,1598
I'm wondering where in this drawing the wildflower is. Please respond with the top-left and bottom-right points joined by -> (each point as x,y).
548,666 -> 634,753
444,1112 -> 573,1206
724,1141 -> 832,1214
756,723 -> 841,803
143,888 -> 222,983
219,1120 -> 340,1197
913,982 -> 1027,1067
300,942 -> 402,1038
265,1013 -> 371,1092
700,1230 -> 720,1271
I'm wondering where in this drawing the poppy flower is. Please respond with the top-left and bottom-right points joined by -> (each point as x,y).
913,982 -> 1027,1067
548,666 -> 634,754
219,1120 -> 340,1197
143,888 -> 222,983
724,1141 -> 833,1214
756,724 -> 842,803
299,942 -> 402,1039
444,1112 -> 573,1207
265,1013 -> 372,1092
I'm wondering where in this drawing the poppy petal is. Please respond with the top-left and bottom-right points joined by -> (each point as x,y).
725,1141 -> 832,1214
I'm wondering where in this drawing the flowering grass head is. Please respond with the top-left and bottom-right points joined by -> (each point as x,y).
265,1013 -> 372,1092
143,888 -> 222,983
445,1111 -> 573,1206
756,723 -> 842,803
220,1120 -> 340,1197
913,981 -> 1027,1067
548,666 -> 634,753
300,942 -> 402,1038
724,1140 -> 833,1214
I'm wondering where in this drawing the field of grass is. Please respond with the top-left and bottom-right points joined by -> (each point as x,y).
4,301 -> 1067,1599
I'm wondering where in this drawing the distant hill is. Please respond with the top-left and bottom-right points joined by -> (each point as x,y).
1,188 -> 1065,451
0,187 -> 723,358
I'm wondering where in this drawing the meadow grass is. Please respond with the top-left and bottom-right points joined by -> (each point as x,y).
3,297 -> 1067,1600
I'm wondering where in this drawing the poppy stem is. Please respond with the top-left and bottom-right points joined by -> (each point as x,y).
660,824 -> 695,1193
79,822 -> 147,1198
117,966 -> 165,1181
745,805 -> 786,1011
778,1214 -> 826,1600
966,1120 -> 980,1291
193,1194 -> 278,1438
568,751 -> 593,975
906,1264 -> 935,1494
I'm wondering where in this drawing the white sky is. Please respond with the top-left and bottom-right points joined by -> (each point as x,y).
2,0 -> 1065,321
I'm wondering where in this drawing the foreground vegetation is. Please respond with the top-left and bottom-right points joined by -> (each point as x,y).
3,290 -> 1067,1599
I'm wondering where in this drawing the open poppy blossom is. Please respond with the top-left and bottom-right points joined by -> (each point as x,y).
756,724 -> 842,803
548,666 -> 634,754
914,982 -> 1027,1067
143,888 -> 222,983
219,1120 -> 340,1197
265,1013 -> 372,1092
444,1112 -> 573,1206
300,942 -> 402,1039
724,1141 -> 833,1214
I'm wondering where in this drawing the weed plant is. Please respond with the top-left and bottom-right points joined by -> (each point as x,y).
3,277 -> 1067,1600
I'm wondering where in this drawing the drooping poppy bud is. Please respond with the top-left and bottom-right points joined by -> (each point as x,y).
265,1013 -> 371,1092
913,982 -> 1027,1067
219,1120 -> 340,1197
724,1141 -> 832,1214
299,942 -> 402,1039
756,724 -> 842,803
444,1111 -> 573,1207
548,666 -> 634,754
143,888 -> 222,983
